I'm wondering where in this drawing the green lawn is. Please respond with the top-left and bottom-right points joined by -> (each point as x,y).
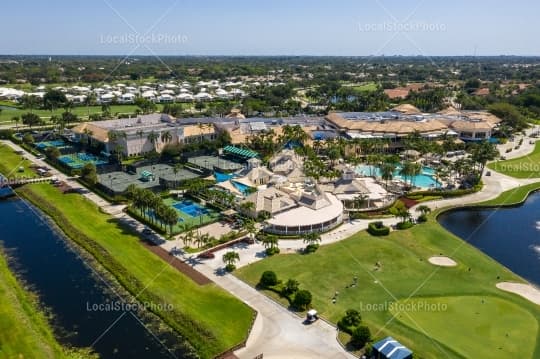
236,216 -> 540,358
17,184 -> 253,359
350,82 -> 378,92
475,182 -> 540,207
0,249 -> 94,359
0,104 -> 160,123
488,142 -> 540,178
391,296 -> 537,358
0,143 -> 37,178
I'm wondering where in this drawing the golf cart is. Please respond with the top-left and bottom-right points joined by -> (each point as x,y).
305,309 -> 318,324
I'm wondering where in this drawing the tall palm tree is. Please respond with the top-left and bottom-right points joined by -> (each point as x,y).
147,131 -> 159,152
136,129 -> 144,154
380,162 -> 396,190
12,116 -> 20,130
243,219 -> 257,241
85,93 -> 97,118
161,130 -> 172,144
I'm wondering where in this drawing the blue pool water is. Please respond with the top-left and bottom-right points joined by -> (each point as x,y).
356,165 -> 439,188
232,181 -> 252,195
173,200 -> 211,217
214,171 -> 234,182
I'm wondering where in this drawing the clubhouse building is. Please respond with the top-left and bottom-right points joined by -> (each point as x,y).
72,114 -> 217,157
325,105 -> 501,143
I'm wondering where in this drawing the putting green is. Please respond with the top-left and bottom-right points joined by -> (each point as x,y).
390,296 -> 538,358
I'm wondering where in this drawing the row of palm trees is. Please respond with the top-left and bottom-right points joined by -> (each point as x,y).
126,184 -> 179,234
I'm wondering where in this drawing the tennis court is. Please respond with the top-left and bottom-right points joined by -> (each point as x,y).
98,164 -> 200,193
58,152 -> 108,169
187,155 -> 243,172
149,197 -> 220,233
173,199 -> 211,217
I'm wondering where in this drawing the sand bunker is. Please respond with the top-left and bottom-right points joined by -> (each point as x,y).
496,282 -> 540,305
428,256 -> 457,267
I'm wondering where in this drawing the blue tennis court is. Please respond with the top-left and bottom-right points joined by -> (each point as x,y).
172,200 -> 211,217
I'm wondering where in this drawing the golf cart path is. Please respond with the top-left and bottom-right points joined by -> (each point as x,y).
190,259 -> 355,359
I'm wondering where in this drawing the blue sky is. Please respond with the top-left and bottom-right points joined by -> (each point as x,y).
1,0 -> 539,56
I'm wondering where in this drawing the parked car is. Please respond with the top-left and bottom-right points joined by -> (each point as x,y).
198,252 -> 215,259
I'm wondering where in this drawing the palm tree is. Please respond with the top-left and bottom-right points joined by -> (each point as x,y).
399,161 -> 417,187
261,234 -> 279,250
397,208 -> 411,224
380,163 -> 396,190
85,93 -> 97,118
12,116 -> 20,129
303,232 -> 322,246
136,129 -> 144,153
239,201 -> 255,216
164,207 -> 179,234
173,163 -> 182,179
161,130 -> 172,144
243,219 -> 257,241
222,251 -> 240,268
182,228 -> 195,248
416,205 -> 432,216
147,131 -> 159,151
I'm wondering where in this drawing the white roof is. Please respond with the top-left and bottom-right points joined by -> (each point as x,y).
268,193 -> 343,227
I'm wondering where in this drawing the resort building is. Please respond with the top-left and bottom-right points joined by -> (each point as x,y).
325,105 -> 501,143
264,186 -> 344,236
72,114 -> 217,157
241,187 -> 297,218
240,158 -> 273,186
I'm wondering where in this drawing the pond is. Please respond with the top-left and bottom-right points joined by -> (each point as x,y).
438,192 -> 540,286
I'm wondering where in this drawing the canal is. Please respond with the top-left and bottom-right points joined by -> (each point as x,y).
0,198 -> 182,358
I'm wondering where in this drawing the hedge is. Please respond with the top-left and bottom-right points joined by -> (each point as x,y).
367,221 -> 390,236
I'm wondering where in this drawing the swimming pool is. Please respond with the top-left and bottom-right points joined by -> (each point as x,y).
214,171 -> 234,182
172,200 -> 211,217
356,164 -> 440,188
232,181 -> 252,195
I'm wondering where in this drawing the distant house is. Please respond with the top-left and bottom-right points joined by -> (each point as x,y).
372,336 -> 412,359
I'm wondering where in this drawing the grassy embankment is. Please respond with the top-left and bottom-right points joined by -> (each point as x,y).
17,183 -> 254,359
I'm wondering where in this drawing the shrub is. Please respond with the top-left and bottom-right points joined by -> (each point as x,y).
367,221 -> 390,236
304,243 -> 320,253
224,264 -> 236,272
282,279 -> 300,296
265,247 -> 280,256
417,214 -> 428,223
396,221 -> 414,230
260,271 -> 278,287
292,290 -> 312,310
350,325 -> 371,349
338,309 -> 362,334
